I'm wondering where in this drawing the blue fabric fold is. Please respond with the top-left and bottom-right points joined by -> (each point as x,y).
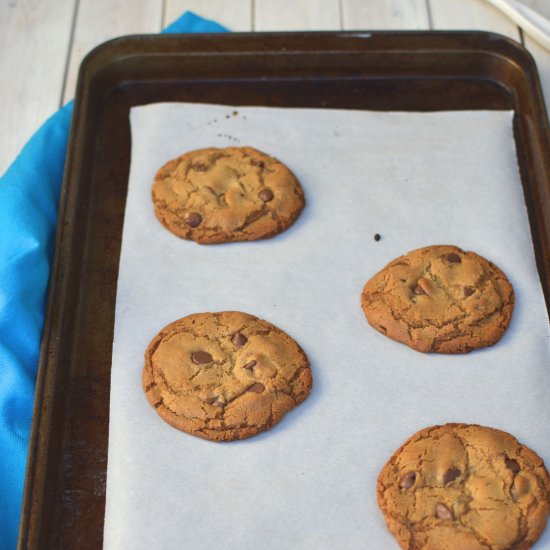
0,12 -> 227,549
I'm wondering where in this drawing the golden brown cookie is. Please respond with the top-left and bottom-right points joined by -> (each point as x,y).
152,147 -> 305,244
143,311 -> 312,441
361,245 -> 514,353
378,424 -> 550,550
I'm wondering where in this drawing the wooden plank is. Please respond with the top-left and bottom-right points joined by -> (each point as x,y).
342,0 -> 430,30
62,0 -> 163,104
521,0 -> 550,105
0,0 -> 76,174
255,0 -> 341,31
164,0 -> 252,31
524,37 -> 550,115
518,0 -> 550,20
429,0 -> 521,41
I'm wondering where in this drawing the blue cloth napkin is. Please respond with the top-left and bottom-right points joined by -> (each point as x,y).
0,12 -> 227,549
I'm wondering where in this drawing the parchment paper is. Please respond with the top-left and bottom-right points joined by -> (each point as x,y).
103,103 -> 550,549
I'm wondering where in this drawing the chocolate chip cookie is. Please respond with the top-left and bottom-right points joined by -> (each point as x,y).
152,147 -> 305,244
378,424 -> 550,550
143,311 -> 312,441
361,245 -> 514,353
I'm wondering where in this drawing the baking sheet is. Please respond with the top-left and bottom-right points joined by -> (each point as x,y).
104,103 -> 550,549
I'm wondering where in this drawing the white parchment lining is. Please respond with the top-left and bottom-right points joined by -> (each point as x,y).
103,103 -> 550,549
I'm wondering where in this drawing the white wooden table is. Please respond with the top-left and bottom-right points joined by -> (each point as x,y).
2,0 -> 550,176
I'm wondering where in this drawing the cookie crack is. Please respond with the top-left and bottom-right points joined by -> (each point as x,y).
424,262 -> 468,317
233,204 -> 269,233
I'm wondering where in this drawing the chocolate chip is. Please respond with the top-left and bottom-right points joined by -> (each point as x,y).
186,212 -> 202,227
505,458 -> 520,474
464,286 -> 475,297
251,159 -> 265,168
436,503 -> 454,520
511,475 -> 530,500
445,253 -> 461,263
413,277 -> 431,295
374,233 -> 381,242
243,360 -> 257,370
232,332 -> 248,347
247,382 -> 264,393
191,351 -> 212,365
443,467 -> 460,484
208,396 -> 225,408
258,188 -> 274,202
399,471 -> 416,489
191,162 -> 207,171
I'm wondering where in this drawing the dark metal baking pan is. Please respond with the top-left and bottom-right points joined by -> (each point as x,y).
18,31 -> 550,549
